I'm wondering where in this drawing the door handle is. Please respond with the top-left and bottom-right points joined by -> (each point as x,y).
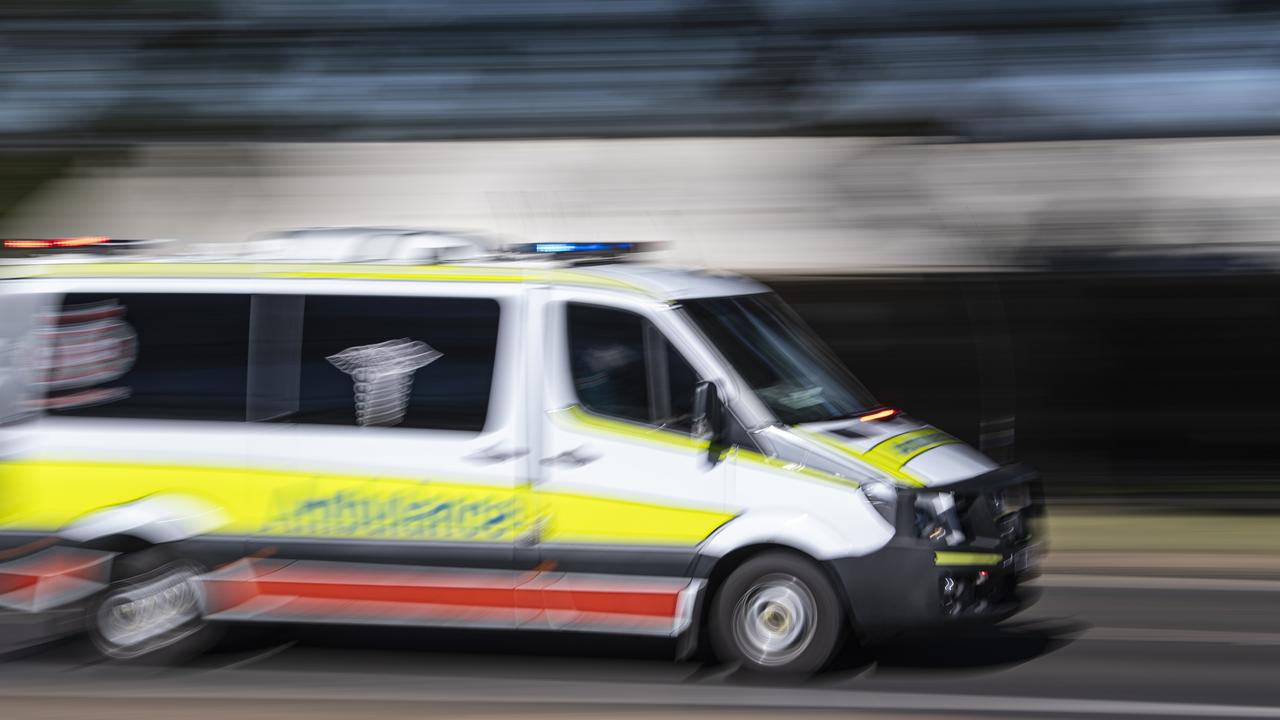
464,444 -> 529,465
539,447 -> 600,468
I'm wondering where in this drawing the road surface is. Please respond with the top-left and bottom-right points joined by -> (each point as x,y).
2,574 -> 1279,718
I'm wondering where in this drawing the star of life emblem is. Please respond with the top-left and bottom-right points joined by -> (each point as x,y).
326,338 -> 442,427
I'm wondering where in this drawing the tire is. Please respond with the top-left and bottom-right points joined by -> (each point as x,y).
708,551 -> 847,675
87,547 -> 220,663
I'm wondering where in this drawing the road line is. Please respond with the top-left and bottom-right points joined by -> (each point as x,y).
213,640 -> 297,671
1036,574 -> 1280,592
1083,626 -> 1280,646
3,675 -> 1280,718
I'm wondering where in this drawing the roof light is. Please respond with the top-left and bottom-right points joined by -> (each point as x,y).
4,236 -> 110,250
530,242 -> 635,254
859,408 -> 898,422
2,237 -> 171,259
54,235 -> 110,248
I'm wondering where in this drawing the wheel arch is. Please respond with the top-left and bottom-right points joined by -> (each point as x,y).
684,542 -> 862,661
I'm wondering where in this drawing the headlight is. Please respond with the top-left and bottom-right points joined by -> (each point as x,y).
915,492 -> 967,546
862,482 -> 897,526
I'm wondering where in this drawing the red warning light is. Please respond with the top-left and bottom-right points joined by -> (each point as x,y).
858,408 -> 898,422
4,236 -> 110,249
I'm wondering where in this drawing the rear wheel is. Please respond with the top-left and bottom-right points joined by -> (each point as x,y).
709,551 -> 847,675
87,548 -> 218,662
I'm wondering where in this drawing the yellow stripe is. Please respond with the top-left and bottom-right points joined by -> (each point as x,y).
865,428 -> 960,467
934,551 -> 1003,566
5,262 -> 656,297
0,459 -> 523,540
795,428 -> 927,488
0,458 -> 729,547
535,489 -> 733,546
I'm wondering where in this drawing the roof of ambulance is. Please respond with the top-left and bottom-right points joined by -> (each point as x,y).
569,262 -> 769,300
3,257 -> 771,302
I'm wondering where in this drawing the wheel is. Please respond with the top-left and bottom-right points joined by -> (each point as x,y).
87,547 -> 219,662
708,551 -> 847,675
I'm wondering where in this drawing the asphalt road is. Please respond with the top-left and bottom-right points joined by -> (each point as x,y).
2,574 -> 1279,719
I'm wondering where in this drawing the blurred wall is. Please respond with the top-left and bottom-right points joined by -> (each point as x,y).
5,137 -> 1280,272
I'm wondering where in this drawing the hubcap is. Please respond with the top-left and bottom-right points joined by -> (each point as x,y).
96,564 -> 203,658
731,573 -> 817,667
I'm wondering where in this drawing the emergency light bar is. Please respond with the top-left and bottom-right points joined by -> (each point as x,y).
1,237 -> 169,258
4,236 -> 110,250
506,241 -> 665,257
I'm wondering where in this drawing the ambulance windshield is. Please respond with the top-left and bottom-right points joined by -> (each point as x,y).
680,294 -> 879,425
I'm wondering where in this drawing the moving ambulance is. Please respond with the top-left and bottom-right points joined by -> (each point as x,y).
0,230 -> 1042,673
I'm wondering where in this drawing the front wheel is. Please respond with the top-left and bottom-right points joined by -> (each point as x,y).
87,548 -> 218,662
708,551 -> 848,675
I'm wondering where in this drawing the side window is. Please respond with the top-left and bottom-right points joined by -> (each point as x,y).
290,295 -> 500,432
567,303 -> 699,432
46,293 -> 250,421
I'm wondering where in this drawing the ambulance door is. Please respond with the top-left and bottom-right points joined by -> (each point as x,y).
530,291 -> 731,632
224,288 -> 531,628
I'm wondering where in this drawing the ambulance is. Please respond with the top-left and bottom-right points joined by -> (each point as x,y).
0,230 -> 1043,673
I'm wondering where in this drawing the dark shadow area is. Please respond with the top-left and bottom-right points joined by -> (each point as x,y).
770,272 -> 1280,505
866,619 -> 1085,672
278,624 -> 675,662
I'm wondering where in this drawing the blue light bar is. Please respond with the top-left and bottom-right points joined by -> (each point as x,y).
531,242 -> 635,254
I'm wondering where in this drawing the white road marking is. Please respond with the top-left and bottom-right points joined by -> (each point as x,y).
1036,574 -> 1280,592
1082,626 -> 1280,646
214,640 -> 297,671
2,672 -> 1280,718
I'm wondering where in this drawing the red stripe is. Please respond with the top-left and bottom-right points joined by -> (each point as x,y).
201,561 -> 687,622
529,587 -> 678,618
251,580 -> 680,618
0,573 -> 39,594
256,580 -> 515,610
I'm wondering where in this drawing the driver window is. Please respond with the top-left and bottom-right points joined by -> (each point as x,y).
567,303 -> 698,432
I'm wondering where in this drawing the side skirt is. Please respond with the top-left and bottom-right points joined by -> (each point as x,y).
197,558 -> 704,638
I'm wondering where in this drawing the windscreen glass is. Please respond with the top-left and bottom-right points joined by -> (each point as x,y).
680,294 -> 878,425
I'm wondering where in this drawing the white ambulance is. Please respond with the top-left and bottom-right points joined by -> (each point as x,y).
0,230 -> 1042,673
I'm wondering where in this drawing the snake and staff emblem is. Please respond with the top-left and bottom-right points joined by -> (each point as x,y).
326,338 -> 442,426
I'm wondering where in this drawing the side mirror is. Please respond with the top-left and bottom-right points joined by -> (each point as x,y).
692,381 -> 726,461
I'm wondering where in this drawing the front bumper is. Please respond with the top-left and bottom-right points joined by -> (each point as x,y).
830,542 -> 1039,643
830,463 -> 1045,643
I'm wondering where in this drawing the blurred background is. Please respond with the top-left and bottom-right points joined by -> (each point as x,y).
4,1 -> 1280,716
8,0 -> 1280,506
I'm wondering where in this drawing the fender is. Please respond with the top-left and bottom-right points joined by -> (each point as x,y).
59,494 -> 230,545
698,507 -> 892,561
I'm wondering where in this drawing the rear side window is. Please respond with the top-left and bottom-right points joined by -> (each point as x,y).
567,303 -> 698,432
45,293 -> 250,421
290,295 -> 500,432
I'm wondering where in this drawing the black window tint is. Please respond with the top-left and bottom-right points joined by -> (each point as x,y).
47,293 -> 250,421
567,303 -> 699,431
247,294 -> 304,422
568,304 -> 650,423
292,295 -> 499,431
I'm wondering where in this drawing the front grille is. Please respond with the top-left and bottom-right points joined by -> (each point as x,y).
939,570 -> 1015,617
